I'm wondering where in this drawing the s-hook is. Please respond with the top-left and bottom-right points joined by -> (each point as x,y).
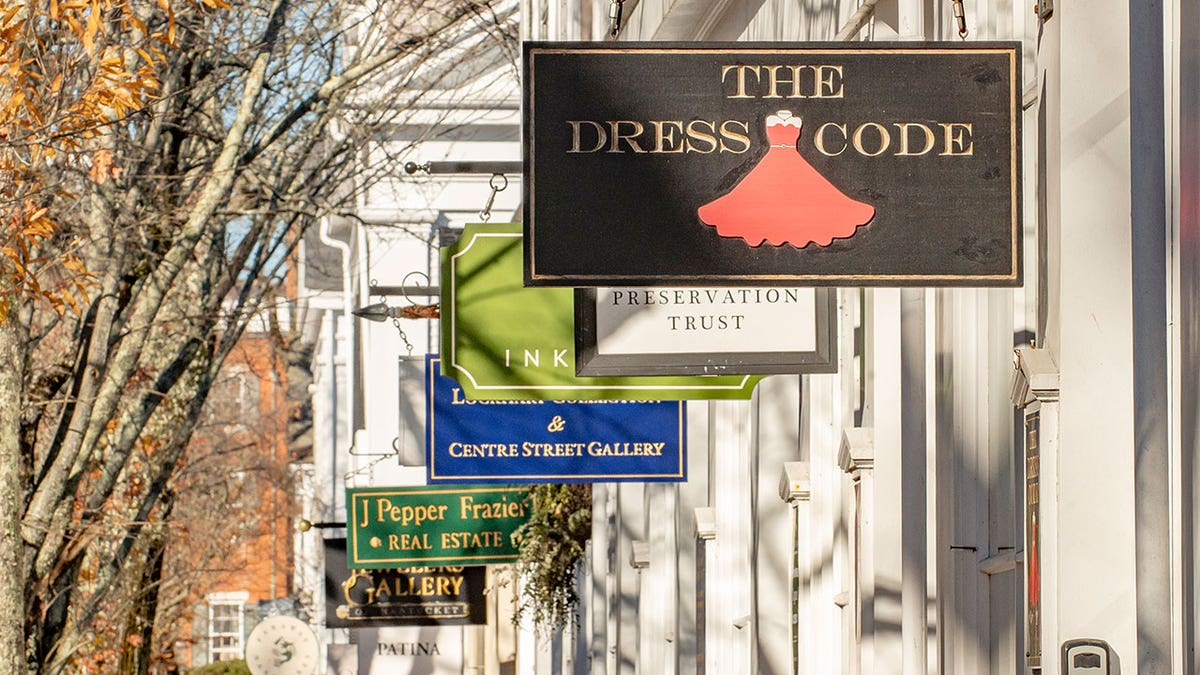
479,173 -> 508,222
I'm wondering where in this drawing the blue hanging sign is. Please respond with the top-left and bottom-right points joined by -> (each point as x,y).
426,355 -> 686,483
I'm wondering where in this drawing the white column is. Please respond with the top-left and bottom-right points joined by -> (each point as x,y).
840,428 -> 876,675
488,566 -> 518,675
639,483 -> 679,675
517,594 -> 537,675
934,288 -> 992,675
899,289 -> 928,675
464,626 -> 486,674
1041,1 -> 1140,671
694,508 -> 718,675
801,370 -> 840,675
754,375 -> 801,675
709,400 -> 754,674
801,289 -> 856,675
862,288 -> 904,674
1176,0 -> 1200,667
589,485 -> 612,675
778,462 -> 811,675
677,400 -> 711,675
615,483 -> 644,675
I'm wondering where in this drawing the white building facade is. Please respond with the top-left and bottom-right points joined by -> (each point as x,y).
297,0 -> 1200,673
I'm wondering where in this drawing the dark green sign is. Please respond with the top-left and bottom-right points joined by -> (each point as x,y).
347,486 -> 529,569
441,223 -> 761,400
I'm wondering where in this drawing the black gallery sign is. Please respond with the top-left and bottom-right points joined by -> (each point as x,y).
324,538 -> 486,628
523,42 -> 1022,287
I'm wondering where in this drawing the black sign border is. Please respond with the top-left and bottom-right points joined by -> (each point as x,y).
523,41 -> 1023,287
574,287 -> 838,375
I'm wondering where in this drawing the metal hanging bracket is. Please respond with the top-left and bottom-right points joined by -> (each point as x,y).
951,0 -> 968,38
403,160 -> 522,175
609,0 -> 625,37
354,273 -> 441,354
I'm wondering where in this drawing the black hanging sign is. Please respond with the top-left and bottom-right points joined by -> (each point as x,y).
523,42 -> 1022,287
324,538 -> 487,627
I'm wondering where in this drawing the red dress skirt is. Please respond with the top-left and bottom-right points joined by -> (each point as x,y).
697,116 -> 875,248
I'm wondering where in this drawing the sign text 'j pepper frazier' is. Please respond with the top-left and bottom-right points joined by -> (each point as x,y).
523,42 -> 1022,287
347,486 -> 529,569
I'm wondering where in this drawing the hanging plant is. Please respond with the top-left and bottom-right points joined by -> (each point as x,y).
511,483 -> 592,629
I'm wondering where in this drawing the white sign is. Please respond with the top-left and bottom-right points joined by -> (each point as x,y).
596,287 -> 817,354
245,616 -> 319,675
575,287 -> 838,375
357,626 -> 464,675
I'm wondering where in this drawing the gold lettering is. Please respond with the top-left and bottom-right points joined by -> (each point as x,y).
723,64 -> 842,98
607,120 -> 647,153
718,120 -> 751,154
721,64 -> 759,98
375,498 -> 394,523
763,65 -> 809,99
894,122 -> 936,156
814,122 -> 848,156
852,122 -> 890,157
939,122 -> 974,156
650,121 -> 685,153
567,120 -> 606,153
685,120 -> 717,153
387,533 -> 429,550
441,530 -> 504,549
813,65 -> 844,98
357,499 -> 370,528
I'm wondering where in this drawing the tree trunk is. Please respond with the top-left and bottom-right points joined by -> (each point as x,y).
118,529 -> 166,675
0,313 -> 28,672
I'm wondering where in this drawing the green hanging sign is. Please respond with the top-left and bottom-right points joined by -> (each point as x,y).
347,485 -> 528,568
441,223 -> 761,400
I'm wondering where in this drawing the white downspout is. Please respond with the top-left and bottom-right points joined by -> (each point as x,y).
318,215 -> 354,506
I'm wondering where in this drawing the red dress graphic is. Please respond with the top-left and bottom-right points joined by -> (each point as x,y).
697,111 -> 875,247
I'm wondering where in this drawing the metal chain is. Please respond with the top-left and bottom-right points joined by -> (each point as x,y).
369,279 -> 415,353
391,316 -> 414,354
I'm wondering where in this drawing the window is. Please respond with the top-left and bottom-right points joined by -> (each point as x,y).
207,593 -> 247,663
205,366 -> 260,428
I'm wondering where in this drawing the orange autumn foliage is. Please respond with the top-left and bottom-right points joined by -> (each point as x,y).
0,0 -> 189,318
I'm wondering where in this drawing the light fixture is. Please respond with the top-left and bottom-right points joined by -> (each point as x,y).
352,302 -> 439,322
351,302 -> 400,323
296,519 -> 346,532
